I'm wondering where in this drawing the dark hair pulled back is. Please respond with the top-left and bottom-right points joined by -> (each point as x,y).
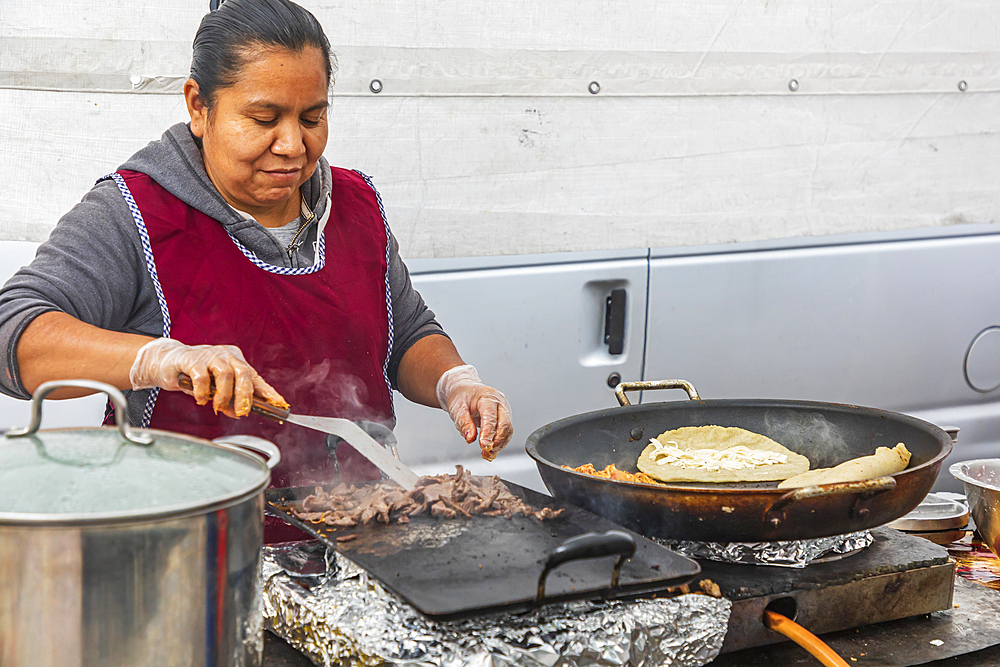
190,0 -> 335,107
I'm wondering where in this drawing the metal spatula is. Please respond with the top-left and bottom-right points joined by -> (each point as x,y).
275,412 -> 419,490
177,374 -> 420,490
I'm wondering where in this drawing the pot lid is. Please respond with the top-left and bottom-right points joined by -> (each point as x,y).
887,493 -> 969,532
0,381 -> 279,523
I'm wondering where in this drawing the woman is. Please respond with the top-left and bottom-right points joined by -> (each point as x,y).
0,0 -> 512,536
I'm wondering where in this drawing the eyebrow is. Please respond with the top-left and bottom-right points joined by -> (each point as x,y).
244,101 -> 329,113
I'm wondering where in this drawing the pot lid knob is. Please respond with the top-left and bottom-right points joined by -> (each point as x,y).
6,379 -> 153,446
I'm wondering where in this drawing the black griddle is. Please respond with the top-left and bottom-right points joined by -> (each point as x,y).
267,481 -> 701,621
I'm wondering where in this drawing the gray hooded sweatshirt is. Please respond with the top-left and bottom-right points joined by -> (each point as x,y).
0,123 -> 445,424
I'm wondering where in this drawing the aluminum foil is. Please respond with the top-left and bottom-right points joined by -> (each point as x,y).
262,541 -> 731,667
659,530 -> 874,568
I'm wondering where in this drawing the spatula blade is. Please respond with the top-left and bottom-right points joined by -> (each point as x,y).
285,414 -> 420,490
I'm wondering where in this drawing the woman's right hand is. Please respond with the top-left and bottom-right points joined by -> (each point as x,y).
129,338 -> 286,418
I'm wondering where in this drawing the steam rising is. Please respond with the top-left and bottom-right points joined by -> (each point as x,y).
217,355 -> 394,491
762,409 -> 855,467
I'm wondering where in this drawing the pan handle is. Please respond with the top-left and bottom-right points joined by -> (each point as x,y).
536,530 -> 637,602
764,476 -> 897,528
614,379 -> 701,406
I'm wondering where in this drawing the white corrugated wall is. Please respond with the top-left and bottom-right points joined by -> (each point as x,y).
1,0 -> 998,257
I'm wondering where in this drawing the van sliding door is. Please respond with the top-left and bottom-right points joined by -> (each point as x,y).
392,254 -> 647,491
644,232 -> 1000,492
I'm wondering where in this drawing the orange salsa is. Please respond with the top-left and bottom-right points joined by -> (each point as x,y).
565,463 -> 662,485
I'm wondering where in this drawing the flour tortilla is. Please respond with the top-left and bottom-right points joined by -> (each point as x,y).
636,426 -> 811,484
776,443 -> 911,489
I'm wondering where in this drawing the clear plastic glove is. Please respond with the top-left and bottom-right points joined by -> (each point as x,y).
436,364 -> 512,461
129,338 -> 286,418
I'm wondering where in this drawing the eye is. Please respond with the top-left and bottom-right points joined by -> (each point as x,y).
251,117 -> 278,126
301,116 -> 323,128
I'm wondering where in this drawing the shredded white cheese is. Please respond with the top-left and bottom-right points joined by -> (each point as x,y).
648,438 -> 789,472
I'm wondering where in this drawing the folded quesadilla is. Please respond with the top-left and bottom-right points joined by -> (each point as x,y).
637,425 -> 811,484
776,443 -> 911,489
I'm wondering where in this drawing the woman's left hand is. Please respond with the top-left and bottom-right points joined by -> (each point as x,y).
436,365 -> 513,460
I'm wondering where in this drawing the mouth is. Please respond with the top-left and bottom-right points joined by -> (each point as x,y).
262,168 -> 302,183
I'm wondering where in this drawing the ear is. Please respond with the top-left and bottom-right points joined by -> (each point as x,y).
184,79 -> 208,138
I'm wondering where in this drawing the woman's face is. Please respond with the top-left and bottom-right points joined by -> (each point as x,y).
185,46 -> 329,224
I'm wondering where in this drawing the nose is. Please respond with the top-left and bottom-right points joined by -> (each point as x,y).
271,118 -> 306,159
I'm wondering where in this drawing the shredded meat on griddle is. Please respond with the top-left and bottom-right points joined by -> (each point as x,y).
293,465 -> 564,528
566,463 -> 662,485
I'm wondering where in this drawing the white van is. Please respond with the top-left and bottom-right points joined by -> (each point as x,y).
393,225 -> 1000,494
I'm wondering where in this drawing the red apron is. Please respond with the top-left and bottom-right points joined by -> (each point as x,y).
109,167 -> 395,542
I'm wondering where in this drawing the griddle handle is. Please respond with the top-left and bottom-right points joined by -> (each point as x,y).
177,373 -> 291,422
536,530 -> 637,602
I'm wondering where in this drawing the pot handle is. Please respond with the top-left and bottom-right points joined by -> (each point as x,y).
537,530 -> 637,602
615,379 -> 701,406
212,435 -> 282,470
764,476 -> 897,528
6,379 -> 153,446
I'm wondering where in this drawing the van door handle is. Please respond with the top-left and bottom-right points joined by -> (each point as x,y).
604,288 -> 626,355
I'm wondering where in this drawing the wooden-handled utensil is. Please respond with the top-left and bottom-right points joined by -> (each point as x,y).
177,373 -> 291,421
176,373 -> 419,489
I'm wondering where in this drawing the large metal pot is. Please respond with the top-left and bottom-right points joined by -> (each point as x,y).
526,380 -> 952,542
0,381 -> 279,667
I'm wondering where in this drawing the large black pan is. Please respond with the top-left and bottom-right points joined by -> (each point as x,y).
525,380 -> 953,542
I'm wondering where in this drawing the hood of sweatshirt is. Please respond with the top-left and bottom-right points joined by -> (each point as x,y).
118,122 -> 332,266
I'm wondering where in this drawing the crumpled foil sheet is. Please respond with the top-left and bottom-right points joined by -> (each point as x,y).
659,530 -> 874,568
262,542 -> 731,667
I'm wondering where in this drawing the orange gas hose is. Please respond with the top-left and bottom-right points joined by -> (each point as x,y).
762,610 -> 850,667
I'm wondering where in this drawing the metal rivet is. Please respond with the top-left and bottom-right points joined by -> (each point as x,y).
369,79 -> 383,94
958,80 -> 968,92
588,81 -> 601,95
788,79 -> 800,92
607,372 -> 622,388
629,427 -> 644,441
